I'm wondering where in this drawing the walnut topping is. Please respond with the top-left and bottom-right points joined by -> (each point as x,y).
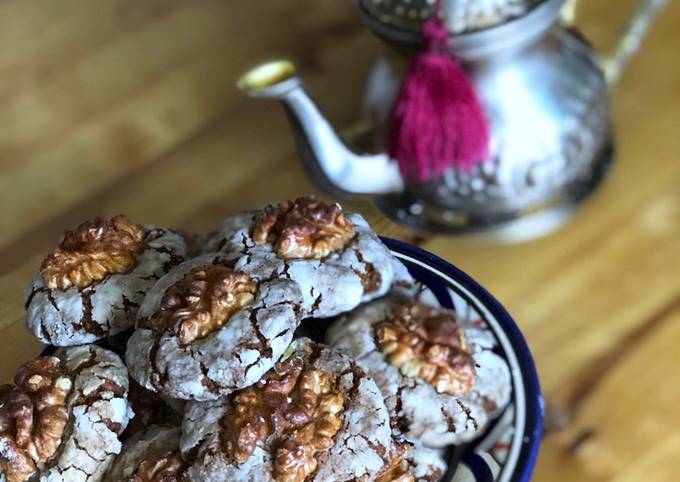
0,357 -> 72,482
376,441 -> 414,482
381,472 -> 415,482
40,214 -> 144,290
377,465 -> 415,482
252,196 -> 355,259
221,349 -> 345,482
375,302 -> 477,396
132,449 -> 189,482
141,264 -> 257,346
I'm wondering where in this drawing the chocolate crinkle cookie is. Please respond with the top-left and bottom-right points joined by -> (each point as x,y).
105,424 -> 189,482
370,437 -> 447,482
326,295 -> 511,447
201,196 -> 399,318
179,338 -> 403,482
405,445 -> 447,482
125,254 -> 304,401
25,215 -> 189,347
0,345 -> 132,482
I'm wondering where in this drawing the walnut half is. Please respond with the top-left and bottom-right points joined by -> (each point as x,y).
141,263 -> 258,346
0,357 -> 72,482
375,302 -> 477,396
376,440 -> 415,482
221,349 -> 345,482
252,196 -> 355,259
132,449 -> 189,482
40,215 -> 144,290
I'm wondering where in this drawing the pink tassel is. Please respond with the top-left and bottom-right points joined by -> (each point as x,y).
388,5 -> 489,182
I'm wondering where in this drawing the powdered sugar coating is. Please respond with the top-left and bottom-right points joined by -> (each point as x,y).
37,345 -> 133,482
180,338 -> 396,482
408,444 -> 447,481
326,295 -> 511,447
389,256 -> 419,298
125,254 -> 304,401
26,227 -> 188,347
202,209 -> 398,318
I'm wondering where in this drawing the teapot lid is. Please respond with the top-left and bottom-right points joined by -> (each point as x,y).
356,0 -> 563,59
358,0 -> 543,35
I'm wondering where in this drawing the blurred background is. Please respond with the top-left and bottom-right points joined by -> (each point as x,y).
0,0 -> 678,480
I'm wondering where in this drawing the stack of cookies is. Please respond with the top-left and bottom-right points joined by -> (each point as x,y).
2,196 -> 511,482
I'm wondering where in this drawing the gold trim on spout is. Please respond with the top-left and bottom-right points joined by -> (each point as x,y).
237,60 -> 297,93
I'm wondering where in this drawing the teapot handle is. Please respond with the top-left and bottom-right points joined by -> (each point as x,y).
561,0 -> 667,84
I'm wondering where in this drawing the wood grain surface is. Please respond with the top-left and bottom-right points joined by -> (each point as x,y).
0,0 -> 678,480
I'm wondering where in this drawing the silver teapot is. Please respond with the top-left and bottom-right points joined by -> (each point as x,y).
239,0 -> 665,240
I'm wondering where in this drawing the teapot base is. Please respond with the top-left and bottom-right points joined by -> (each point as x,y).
374,141 -> 614,242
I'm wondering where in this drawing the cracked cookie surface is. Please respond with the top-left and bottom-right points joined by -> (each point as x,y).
406,445 -> 447,482
105,424 -> 189,482
201,197 -> 399,318
326,295 -> 511,447
26,216 -> 189,347
125,254 -> 304,401
375,441 -> 446,482
179,338 -> 396,482
1,345 -> 133,482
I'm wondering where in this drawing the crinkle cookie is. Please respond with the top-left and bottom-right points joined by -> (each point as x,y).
406,445 -> 447,482
326,295 -> 511,447
0,345 -> 132,482
369,437 -> 447,482
125,254 -> 304,401
26,215 -> 188,347
180,338 -> 399,482
105,424 -> 189,482
201,196 -> 399,318
389,256 -> 419,299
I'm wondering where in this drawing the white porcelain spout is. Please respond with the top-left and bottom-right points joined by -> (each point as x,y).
238,61 -> 403,196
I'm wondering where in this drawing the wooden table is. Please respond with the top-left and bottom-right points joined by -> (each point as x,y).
1,1 -> 678,480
